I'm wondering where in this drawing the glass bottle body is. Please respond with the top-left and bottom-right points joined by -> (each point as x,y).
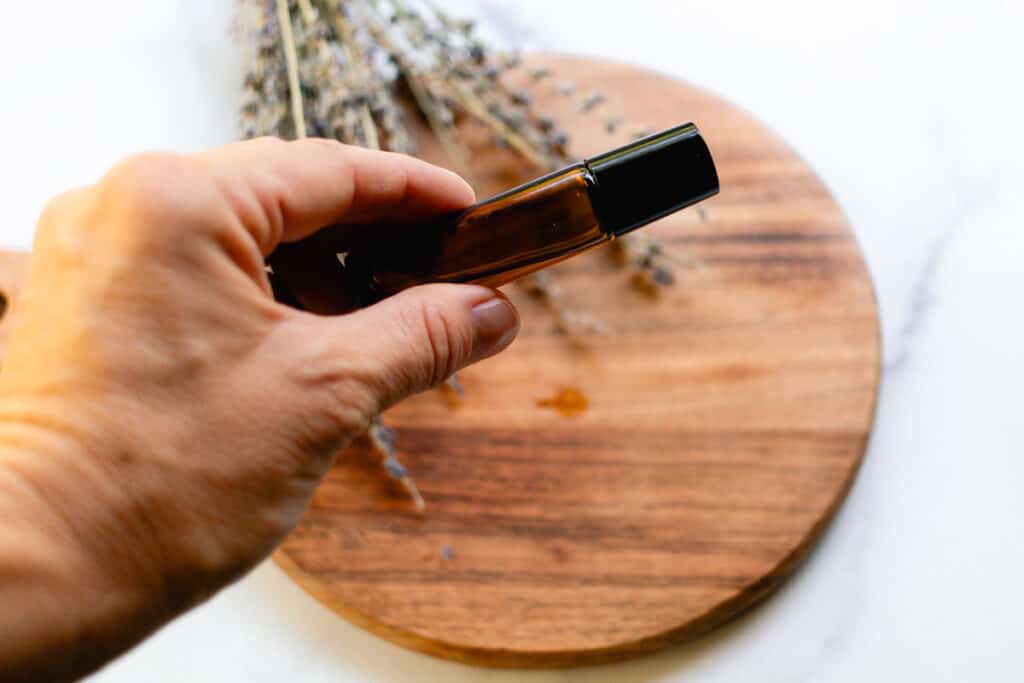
270,165 -> 609,314
267,122 -> 718,314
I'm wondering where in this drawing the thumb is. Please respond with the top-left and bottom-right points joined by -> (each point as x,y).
315,284 -> 519,411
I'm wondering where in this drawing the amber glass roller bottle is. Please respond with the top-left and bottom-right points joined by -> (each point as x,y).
268,122 -> 718,314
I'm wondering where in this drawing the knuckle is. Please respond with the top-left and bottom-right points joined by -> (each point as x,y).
99,152 -> 194,217
34,186 -> 106,258
94,151 -> 214,245
37,188 -> 86,235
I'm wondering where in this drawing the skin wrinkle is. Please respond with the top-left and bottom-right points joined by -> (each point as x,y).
207,182 -> 276,289
251,168 -> 291,252
421,300 -> 459,388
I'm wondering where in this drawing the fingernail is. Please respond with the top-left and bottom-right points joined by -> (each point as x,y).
468,297 -> 519,364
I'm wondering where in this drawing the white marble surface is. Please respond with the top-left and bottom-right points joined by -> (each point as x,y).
2,1 -> 1023,680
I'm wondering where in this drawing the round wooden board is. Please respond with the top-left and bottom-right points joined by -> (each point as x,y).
0,55 -> 880,668
274,55 -> 881,667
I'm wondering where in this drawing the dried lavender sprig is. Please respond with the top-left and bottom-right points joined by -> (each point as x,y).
239,0 -> 292,139
446,78 -> 557,169
444,374 -> 464,396
307,0 -> 383,149
368,416 -> 425,513
297,1 -> 355,141
360,0 -> 475,178
427,42 -> 565,166
329,2 -> 414,153
578,90 -> 606,113
370,0 -> 563,170
380,0 -> 561,170
609,232 -> 701,297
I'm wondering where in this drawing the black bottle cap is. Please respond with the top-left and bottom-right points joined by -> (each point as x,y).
584,122 -> 719,237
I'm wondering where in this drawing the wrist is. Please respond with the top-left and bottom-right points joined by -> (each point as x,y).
0,410 -> 171,680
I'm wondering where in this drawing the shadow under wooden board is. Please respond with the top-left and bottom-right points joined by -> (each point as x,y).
0,55 -> 880,668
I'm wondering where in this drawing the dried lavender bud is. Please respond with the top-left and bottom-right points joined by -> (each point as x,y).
697,205 -> 709,222
652,266 -> 675,286
528,66 -> 551,81
436,106 -> 454,127
578,91 -> 606,113
557,81 -> 576,96
511,90 -> 531,106
374,423 -> 397,448
524,271 -> 562,300
444,374 -> 464,396
368,416 -> 424,512
537,115 -> 556,132
557,309 -> 608,336
468,43 -> 486,63
381,455 -> 407,479
605,115 -> 624,134
548,130 -> 569,148
501,110 -> 526,130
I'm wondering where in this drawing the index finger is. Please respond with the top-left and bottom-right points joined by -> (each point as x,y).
194,137 -> 476,256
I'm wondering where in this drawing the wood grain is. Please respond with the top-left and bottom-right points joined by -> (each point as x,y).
275,55 -> 881,667
0,54 -> 880,668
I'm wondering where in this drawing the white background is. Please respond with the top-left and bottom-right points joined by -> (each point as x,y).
1,1 -> 1023,680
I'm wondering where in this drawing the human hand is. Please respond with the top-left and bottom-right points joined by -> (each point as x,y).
0,138 -> 518,680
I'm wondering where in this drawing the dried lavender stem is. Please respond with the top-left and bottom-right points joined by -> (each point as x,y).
445,78 -> 552,170
368,419 -> 426,514
404,71 -> 474,177
295,0 -> 316,23
276,0 -> 307,138
408,74 -> 471,174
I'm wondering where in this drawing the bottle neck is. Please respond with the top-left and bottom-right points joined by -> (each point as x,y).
581,123 -> 719,237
